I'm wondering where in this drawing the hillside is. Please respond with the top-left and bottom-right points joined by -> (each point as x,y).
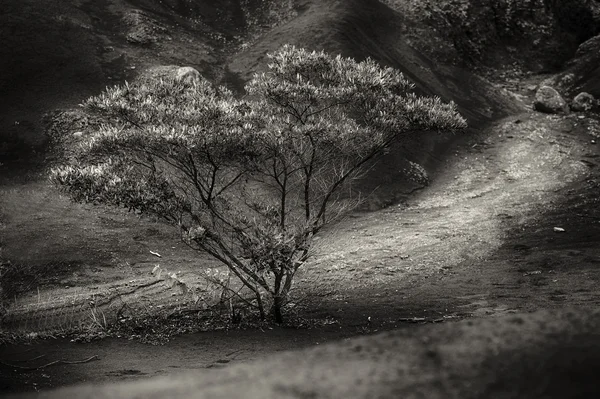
1,0 -> 600,396
0,0 -> 294,164
3,0 -> 598,194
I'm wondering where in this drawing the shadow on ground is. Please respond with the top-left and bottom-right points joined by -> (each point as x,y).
7,308 -> 600,399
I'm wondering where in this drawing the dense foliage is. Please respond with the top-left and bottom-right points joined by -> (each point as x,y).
51,45 -> 466,322
384,0 -> 600,67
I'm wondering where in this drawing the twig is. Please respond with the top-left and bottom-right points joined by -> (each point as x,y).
0,355 -> 99,371
149,250 -> 162,258
202,274 -> 258,310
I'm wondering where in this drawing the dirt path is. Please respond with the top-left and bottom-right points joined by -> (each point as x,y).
302,108 -> 600,324
2,82 -> 600,394
0,325 -> 355,393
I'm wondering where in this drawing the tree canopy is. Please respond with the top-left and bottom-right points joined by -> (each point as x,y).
51,45 -> 466,322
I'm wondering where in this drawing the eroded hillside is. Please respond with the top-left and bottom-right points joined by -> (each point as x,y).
1,1 -> 600,395
3,0 -> 598,195
0,0 -> 294,162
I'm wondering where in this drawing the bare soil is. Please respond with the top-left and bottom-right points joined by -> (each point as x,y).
2,0 -> 600,395
2,77 -> 600,393
8,308 -> 600,399
0,326 -> 355,393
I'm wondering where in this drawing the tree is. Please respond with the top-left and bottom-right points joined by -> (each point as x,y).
51,45 -> 466,323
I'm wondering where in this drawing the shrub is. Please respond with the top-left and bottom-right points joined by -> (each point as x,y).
51,45 -> 466,323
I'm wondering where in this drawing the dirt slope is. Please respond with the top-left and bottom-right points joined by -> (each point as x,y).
227,0 -> 524,206
2,77 -> 600,393
8,308 -> 600,399
2,1 -> 600,395
1,0 -> 525,167
229,0 -> 521,124
0,0 -> 522,301
3,0 -> 597,162
1,0 -> 599,332
0,0 -> 293,164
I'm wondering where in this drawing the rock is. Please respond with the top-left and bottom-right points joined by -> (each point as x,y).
574,34 -> 600,62
551,35 -> 600,97
533,86 -> 570,114
175,67 -> 202,85
571,92 -> 596,111
526,84 -> 537,92
126,32 -> 157,44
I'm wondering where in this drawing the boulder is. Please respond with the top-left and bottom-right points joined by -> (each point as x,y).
545,35 -> 600,97
175,67 -> 202,85
571,92 -> 596,112
533,86 -> 570,114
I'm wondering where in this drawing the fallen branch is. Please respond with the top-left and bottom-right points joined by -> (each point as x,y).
0,355 -> 99,371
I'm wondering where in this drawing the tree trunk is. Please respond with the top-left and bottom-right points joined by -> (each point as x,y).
272,295 -> 284,324
256,292 -> 266,320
